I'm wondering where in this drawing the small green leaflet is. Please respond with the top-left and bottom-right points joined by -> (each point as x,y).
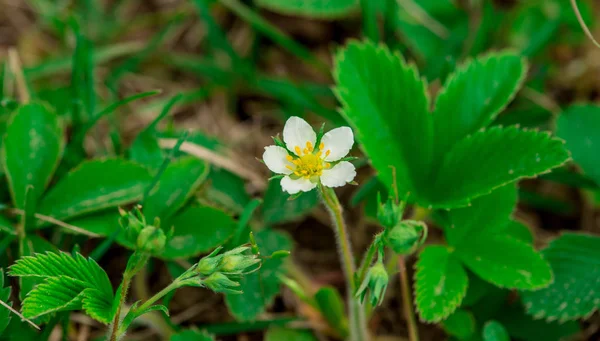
333,41 -> 569,209
414,245 -> 468,322
482,320 -> 510,341
314,286 -> 348,338
162,205 -> 237,260
256,0 -> 358,19
9,252 -> 114,323
37,159 -> 153,222
442,309 -> 475,340
2,102 -> 64,210
456,235 -> 552,290
143,157 -> 209,223
556,105 -> 600,185
522,233 -> 600,322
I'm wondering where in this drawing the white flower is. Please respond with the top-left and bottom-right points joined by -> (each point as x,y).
263,116 -> 356,194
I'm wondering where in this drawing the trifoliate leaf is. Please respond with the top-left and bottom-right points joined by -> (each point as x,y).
415,245 -> 468,322
433,52 -> 527,161
9,252 -> 113,323
256,0 -> 358,19
334,41 -> 433,204
522,233 -> 600,322
2,102 -> 64,209
556,105 -> 600,185
456,235 -> 552,290
38,159 -> 153,222
334,41 -> 568,209
482,320 -> 509,341
430,126 -> 569,207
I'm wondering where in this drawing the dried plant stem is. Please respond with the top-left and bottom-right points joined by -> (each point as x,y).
570,0 -> 600,49
7,208 -> 101,238
7,48 -> 30,103
0,299 -> 40,330
398,256 -> 419,341
319,185 -> 369,341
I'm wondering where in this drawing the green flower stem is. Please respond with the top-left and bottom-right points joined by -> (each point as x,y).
109,277 -> 132,341
136,280 -> 180,314
398,255 -> 419,341
109,252 -> 151,341
319,185 -> 369,341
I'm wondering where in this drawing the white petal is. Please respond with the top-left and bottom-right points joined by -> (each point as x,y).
320,161 -> 356,188
281,176 -> 317,194
320,127 -> 354,161
283,116 -> 316,155
263,146 -> 293,174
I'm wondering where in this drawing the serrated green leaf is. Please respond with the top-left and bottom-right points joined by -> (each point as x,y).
438,184 -> 517,247
430,126 -> 569,207
225,228 -> 292,321
162,205 -> 237,259
9,252 -> 113,323
2,103 -> 64,209
0,269 -> 12,335
522,233 -> 600,322
264,327 -> 318,341
433,52 -> 526,161
482,320 -> 509,341
556,105 -> 600,185
334,41 -> 433,204
261,180 -> 318,224
442,309 -> 475,340
143,157 -> 209,223
415,245 -> 468,322
457,235 -> 551,290
170,330 -> 215,341
38,159 -> 153,222
314,286 -> 348,338
256,0 -> 358,19
334,41 -> 568,209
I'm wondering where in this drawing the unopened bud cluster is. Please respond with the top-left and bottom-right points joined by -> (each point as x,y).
119,206 -> 169,255
186,246 -> 261,294
377,195 -> 427,256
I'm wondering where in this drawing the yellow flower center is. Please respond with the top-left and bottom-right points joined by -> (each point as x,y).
286,141 -> 331,179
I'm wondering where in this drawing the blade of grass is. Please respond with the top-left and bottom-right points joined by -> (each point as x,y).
217,0 -> 330,76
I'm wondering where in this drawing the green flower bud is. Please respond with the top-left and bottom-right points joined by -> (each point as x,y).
356,259 -> 389,306
220,254 -> 260,275
136,225 -> 166,254
202,272 -> 241,294
377,193 -> 404,229
119,206 -> 146,243
195,247 -> 224,276
385,220 -> 427,255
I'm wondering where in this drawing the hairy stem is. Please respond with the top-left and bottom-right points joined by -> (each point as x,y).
398,256 -> 419,341
136,281 -> 180,314
319,185 -> 369,341
109,276 -> 131,341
